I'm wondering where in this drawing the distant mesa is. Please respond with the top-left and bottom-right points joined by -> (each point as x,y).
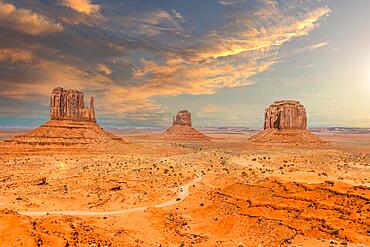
162,110 -> 211,141
249,100 -> 326,145
10,87 -> 125,146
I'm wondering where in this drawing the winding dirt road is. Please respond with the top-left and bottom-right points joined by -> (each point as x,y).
17,174 -> 203,217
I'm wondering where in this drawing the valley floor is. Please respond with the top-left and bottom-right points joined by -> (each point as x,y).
0,130 -> 369,246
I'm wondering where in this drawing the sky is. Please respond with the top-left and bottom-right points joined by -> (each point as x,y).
0,0 -> 369,128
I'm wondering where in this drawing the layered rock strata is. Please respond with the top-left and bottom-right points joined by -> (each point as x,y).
264,100 -> 307,130
250,100 -> 326,145
163,110 -> 211,141
11,87 -> 123,146
50,87 -> 96,122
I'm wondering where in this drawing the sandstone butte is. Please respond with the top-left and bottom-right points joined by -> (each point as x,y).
249,100 -> 326,145
162,110 -> 211,141
50,87 -> 96,123
10,87 -> 124,146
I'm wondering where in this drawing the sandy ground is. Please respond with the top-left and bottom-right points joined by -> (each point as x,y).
0,129 -> 369,246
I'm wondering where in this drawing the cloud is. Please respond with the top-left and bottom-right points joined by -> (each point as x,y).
97,63 -> 112,75
200,104 -> 225,113
128,4 -> 330,109
218,0 -> 246,6
201,7 -> 330,60
0,2 -> 62,35
0,55 -> 112,101
59,0 -> 100,15
309,42 -> 329,50
0,0 -> 331,121
0,48 -> 33,63
197,104 -> 226,117
296,41 -> 329,53
118,9 -> 185,36
296,64 -> 316,69
170,9 -> 184,22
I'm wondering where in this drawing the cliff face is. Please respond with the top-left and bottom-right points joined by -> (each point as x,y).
249,100 -> 325,145
11,88 -> 125,146
264,100 -> 307,130
173,110 -> 192,127
50,87 -> 96,122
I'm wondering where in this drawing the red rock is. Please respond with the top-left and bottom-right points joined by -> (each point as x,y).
50,87 -> 96,122
163,110 -> 211,141
10,88 -> 125,146
250,100 -> 326,145
264,100 -> 307,130
173,110 -> 192,126
11,120 -> 124,146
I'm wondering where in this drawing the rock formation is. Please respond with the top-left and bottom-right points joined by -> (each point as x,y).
162,110 -> 211,141
173,110 -> 192,126
264,100 -> 307,130
11,87 -> 124,146
50,87 -> 96,122
250,100 -> 326,145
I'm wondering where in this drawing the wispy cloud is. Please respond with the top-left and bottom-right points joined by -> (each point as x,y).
116,9 -> 185,36
0,48 -> 33,63
200,104 -> 225,113
295,41 -> 329,53
127,3 -> 330,112
296,64 -> 316,69
218,0 -> 246,6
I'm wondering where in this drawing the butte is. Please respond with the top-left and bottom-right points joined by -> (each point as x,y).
249,100 -> 326,145
162,110 -> 211,141
10,87 -> 124,146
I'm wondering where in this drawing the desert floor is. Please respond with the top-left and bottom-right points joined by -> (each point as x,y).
0,130 -> 369,246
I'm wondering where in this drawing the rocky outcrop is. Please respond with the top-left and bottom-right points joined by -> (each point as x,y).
10,87 -> 125,147
163,110 -> 211,141
248,128 -> 326,145
11,121 -> 124,146
264,100 -> 307,130
173,110 -> 192,126
50,87 -> 96,122
250,100 -> 326,145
